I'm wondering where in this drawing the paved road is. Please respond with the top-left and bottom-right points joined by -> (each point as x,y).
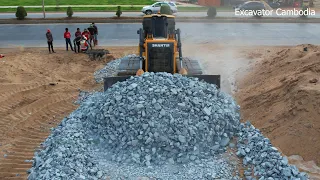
0,23 -> 319,48
1,11 -> 319,19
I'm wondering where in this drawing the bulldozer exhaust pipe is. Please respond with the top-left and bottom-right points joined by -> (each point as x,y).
176,29 -> 183,69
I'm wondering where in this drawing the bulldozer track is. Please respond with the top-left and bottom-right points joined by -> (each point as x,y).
0,82 -> 78,179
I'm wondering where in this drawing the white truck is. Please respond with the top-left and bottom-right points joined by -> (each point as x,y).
141,1 -> 178,15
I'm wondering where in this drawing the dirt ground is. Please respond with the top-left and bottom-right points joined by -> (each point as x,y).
235,44 -> 320,179
182,44 -> 255,94
183,43 -> 320,179
0,44 -> 319,179
0,46 -> 136,179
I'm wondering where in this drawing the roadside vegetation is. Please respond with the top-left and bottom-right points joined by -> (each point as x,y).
1,0 -> 154,6
0,0 -> 234,13
15,6 -> 27,20
0,6 -> 232,13
0,7 -> 228,13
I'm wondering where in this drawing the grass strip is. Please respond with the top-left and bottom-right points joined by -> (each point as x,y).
0,0 -> 155,6
0,6 -> 235,13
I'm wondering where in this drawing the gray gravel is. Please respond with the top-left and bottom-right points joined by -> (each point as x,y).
26,70 -> 309,179
236,121 -> 309,180
75,89 -> 101,104
27,72 -> 241,179
83,72 -> 240,166
93,54 -> 137,83
27,114 -> 104,180
95,153 -> 239,180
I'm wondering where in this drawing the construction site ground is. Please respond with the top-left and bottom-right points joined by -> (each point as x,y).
0,45 -> 319,179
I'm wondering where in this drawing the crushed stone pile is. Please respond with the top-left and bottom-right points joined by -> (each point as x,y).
93,54 -> 138,83
27,72 -> 241,179
236,121 -> 309,180
75,89 -> 102,104
75,90 -> 96,104
82,72 -> 241,166
27,71 -> 308,179
94,153 -> 238,179
27,114 -> 105,180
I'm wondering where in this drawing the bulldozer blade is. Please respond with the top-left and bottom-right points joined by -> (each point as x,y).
103,76 -> 132,90
177,57 -> 203,75
118,56 -> 141,75
86,49 -> 109,60
103,74 -> 220,91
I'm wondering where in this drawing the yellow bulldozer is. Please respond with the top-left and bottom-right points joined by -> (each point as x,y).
103,14 -> 220,90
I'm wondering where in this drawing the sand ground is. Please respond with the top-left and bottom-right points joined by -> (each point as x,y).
235,44 -> 320,179
0,45 -> 319,179
0,46 -> 136,179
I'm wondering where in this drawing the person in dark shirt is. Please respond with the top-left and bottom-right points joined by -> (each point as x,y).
92,22 -> 98,45
74,28 -> 82,53
87,24 -> 96,46
75,28 -> 82,38
46,29 -> 55,53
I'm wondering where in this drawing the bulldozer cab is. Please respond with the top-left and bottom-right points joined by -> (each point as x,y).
137,14 -> 178,74
142,14 -> 176,39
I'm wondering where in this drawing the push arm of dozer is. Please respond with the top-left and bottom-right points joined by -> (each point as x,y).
176,29 -> 187,75
138,28 -> 144,70
136,28 -> 145,76
176,28 -> 183,66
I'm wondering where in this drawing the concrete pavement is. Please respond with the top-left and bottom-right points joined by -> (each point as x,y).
1,11 -> 320,19
0,23 -> 319,48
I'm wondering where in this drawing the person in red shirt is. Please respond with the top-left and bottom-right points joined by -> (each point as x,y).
81,29 -> 90,40
64,28 -> 73,51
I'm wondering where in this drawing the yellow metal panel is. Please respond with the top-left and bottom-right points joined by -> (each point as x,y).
145,39 -> 175,42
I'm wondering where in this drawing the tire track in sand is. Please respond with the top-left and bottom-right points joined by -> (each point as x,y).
0,46 -> 136,179
0,83 -> 78,178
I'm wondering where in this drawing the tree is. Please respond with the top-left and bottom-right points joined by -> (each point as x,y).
160,4 -> 172,15
116,6 -> 122,17
300,5 -> 308,18
207,7 -> 217,18
56,0 -> 61,10
67,6 -> 73,18
15,6 -> 27,20
42,0 -> 45,18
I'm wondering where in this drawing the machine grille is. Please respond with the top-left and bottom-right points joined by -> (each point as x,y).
147,43 -> 174,73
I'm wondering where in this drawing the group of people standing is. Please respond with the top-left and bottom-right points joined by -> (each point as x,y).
45,23 -> 98,54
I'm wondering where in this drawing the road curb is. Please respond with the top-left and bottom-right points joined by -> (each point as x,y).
0,17 -> 319,24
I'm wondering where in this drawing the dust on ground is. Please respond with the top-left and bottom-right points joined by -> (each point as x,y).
0,46 -> 136,179
234,44 -> 320,179
182,43 -> 272,94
